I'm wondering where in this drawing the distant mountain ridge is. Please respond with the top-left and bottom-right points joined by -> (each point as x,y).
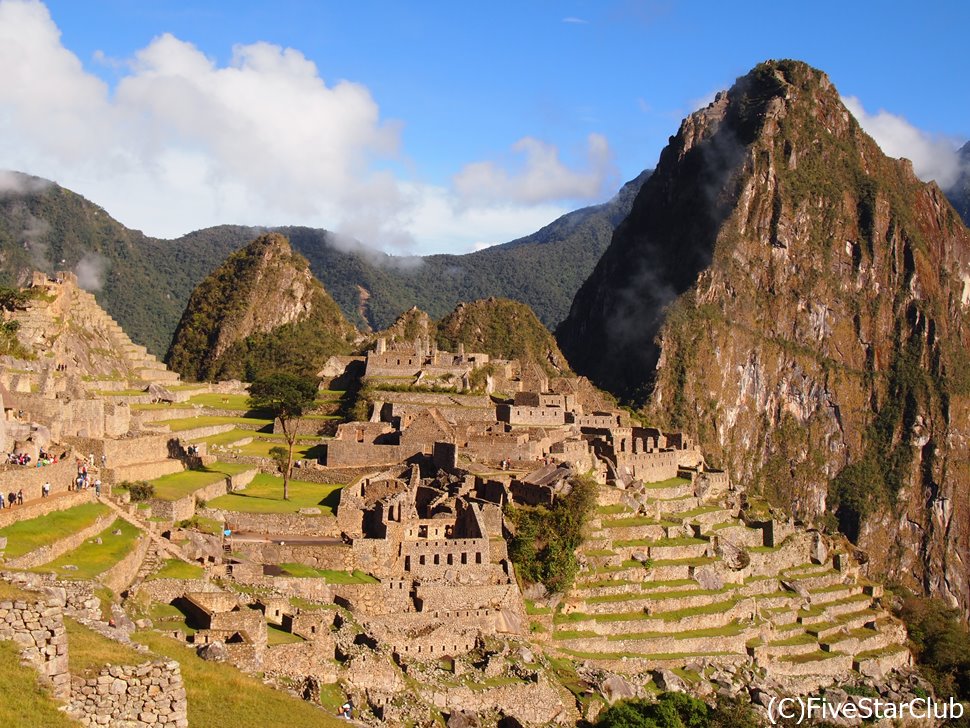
0,169 -> 649,356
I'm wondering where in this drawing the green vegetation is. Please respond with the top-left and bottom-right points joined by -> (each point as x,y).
248,372 -> 318,501
279,564 -> 377,583
507,474 -> 596,592
0,640 -> 78,727
267,624 -> 304,645
37,518 -> 141,579
134,632 -> 346,727
208,473 -> 341,515
594,691 -> 760,728
165,233 -> 356,381
149,559 -> 205,581
895,591 -> 970,701
436,297 -> 570,376
0,502 -> 109,559
65,617 -> 147,677
156,415 -> 274,431
147,463 -> 247,501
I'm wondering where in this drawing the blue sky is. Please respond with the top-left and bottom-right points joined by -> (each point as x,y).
1,0 -> 967,254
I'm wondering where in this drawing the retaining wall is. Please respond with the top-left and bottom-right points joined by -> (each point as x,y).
69,660 -> 189,727
100,534 -> 150,593
0,488 -> 95,529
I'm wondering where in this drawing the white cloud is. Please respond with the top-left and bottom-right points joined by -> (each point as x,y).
453,134 -> 615,206
0,0 -> 612,254
843,96 -> 964,189
561,16 -> 588,24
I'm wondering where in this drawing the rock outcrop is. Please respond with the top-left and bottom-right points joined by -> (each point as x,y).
557,60 -> 970,614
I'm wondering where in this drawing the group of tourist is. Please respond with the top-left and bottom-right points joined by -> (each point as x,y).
68,461 -> 101,496
5,450 -> 63,467
0,489 -> 24,509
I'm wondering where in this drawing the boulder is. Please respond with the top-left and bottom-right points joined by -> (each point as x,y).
714,537 -> 750,570
780,579 -> 809,598
197,641 -> 228,662
600,674 -> 636,704
40,586 -> 67,607
653,668 -> 687,693
447,710 -> 480,728
810,532 -> 828,565
146,383 -> 175,403
693,566 -> 724,590
28,424 -> 51,448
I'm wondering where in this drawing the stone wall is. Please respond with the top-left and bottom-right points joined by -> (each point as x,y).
0,592 -> 71,698
199,508 -> 342,538
100,533 -> 150,593
7,512 -> 113,569
134,578 -> 221,605
233,540 -> 354,571
69,660 -> 189,727
262,640 -> 338,681
149,477 -> 234,522
0,457 -> 85,504
0,487 -> 94,529
401,537 -> 491,579
325,441 -> 414,468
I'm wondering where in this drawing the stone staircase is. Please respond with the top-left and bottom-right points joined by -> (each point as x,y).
548,481 -> 911,684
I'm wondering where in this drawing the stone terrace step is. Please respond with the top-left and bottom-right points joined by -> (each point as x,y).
805,608 -> 882,640
108,459 -> 184,484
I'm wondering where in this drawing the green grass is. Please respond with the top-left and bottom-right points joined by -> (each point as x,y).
134,632 -> 347,728
641,476 -> 691,489
187,393 -> 254,410
65,617 -> 148,677
267,624 -> 304,645
178,515 -> 223,536
279,564 -> 377,583
236,439 -> 323,460
208,474 -> 342,515
149,462 -> 249,501
604,515 -> 661,528
0,502 -> 110,559
147,602 -> 196,636
156,415 -> 274,432
149,559 -> 204,581
0,641 -> 78,727
36,519 -> 141,579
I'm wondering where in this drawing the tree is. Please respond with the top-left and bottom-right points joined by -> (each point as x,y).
248,373 -> 318,500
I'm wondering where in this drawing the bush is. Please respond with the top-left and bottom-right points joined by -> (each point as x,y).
895,591 -> 970,701
506,474 -> 596,593
123,481 -> 155,502
595,692 -> 760,728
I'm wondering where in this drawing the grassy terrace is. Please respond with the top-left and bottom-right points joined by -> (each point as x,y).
585,586 -> 731,604
555,598 -> 741,624
0,502 -> 109,559
66,617 -> 147,677
0,641 -> 77,727
135,632 -> 347,728
279,564 -> 377,583
36,518 -> 141,580
559,648 -> 735,661
208,474 -> 342,515
149,462 -> 252,501
156,415 -> 274,432
267,624 -> 304,645
186,391 -> 343,410
148,558 -> 205,581
642,476 -> 691,490
612,536 -> 708,548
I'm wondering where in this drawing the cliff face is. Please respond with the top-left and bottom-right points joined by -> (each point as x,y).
165,233 -> 358,380
947,141 -> 970,227
558,60 -> 970,613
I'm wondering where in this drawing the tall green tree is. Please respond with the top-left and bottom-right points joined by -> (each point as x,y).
248,373 -> 318,501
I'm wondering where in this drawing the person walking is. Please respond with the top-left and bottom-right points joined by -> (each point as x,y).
94,479 -> 101,497
16,489 -> 23,505
42,481 -> 50,498
0,492 -> 5,509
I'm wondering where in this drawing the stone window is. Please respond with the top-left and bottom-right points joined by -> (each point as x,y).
419,555 -> 425,566
433,554 -> 440,565
461,553 -> 467,565
475,553 -> 482,564
447,554 -> 453,565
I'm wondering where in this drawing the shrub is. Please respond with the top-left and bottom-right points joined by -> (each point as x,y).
123,481 -> 155,502
895,591 -> 970,700
506,474 -> 596,593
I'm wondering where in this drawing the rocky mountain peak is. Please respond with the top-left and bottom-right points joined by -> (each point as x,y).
557,59 -> 970,615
